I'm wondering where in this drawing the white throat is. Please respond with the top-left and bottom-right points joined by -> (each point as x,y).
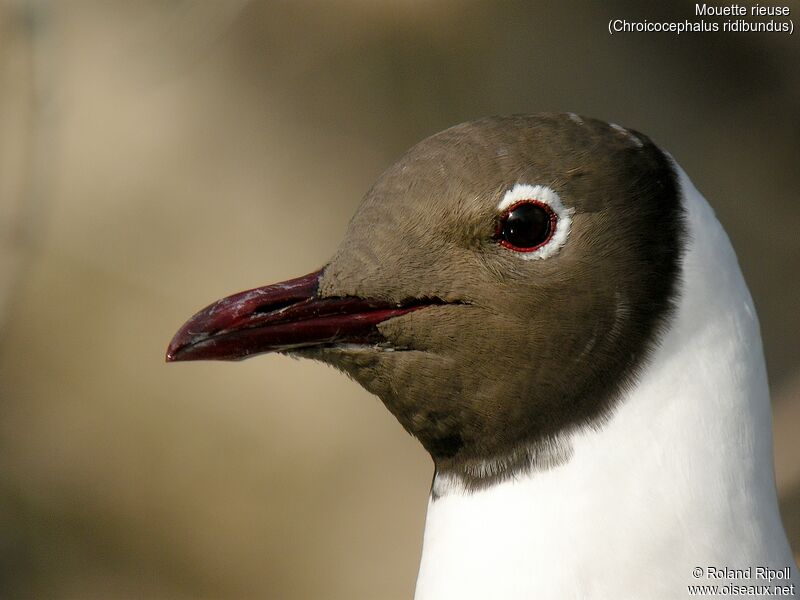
414,166 -> 797,599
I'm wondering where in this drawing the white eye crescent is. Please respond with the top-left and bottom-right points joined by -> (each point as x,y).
496,184 -> 573,260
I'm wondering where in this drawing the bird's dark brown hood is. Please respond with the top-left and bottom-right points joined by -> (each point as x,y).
166,113 -> 686,492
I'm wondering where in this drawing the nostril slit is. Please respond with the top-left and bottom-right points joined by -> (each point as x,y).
253,299 -> 297,315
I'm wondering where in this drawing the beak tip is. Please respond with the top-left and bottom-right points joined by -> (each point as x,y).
166,333 -> 189,363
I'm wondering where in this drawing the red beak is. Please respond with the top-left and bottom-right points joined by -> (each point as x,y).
166,269 -> 431,362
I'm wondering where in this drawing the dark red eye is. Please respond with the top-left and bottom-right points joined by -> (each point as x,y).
496,200 -> 556,251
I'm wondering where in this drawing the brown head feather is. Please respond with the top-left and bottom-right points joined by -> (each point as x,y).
297,113 -> 685,490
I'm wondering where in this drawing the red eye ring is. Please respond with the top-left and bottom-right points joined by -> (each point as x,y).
495,199 -> 558,252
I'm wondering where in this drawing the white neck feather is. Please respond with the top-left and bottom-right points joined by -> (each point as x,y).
414,166 -> 797,599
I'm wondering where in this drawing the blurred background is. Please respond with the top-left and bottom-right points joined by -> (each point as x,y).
0,1 -> 798,598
